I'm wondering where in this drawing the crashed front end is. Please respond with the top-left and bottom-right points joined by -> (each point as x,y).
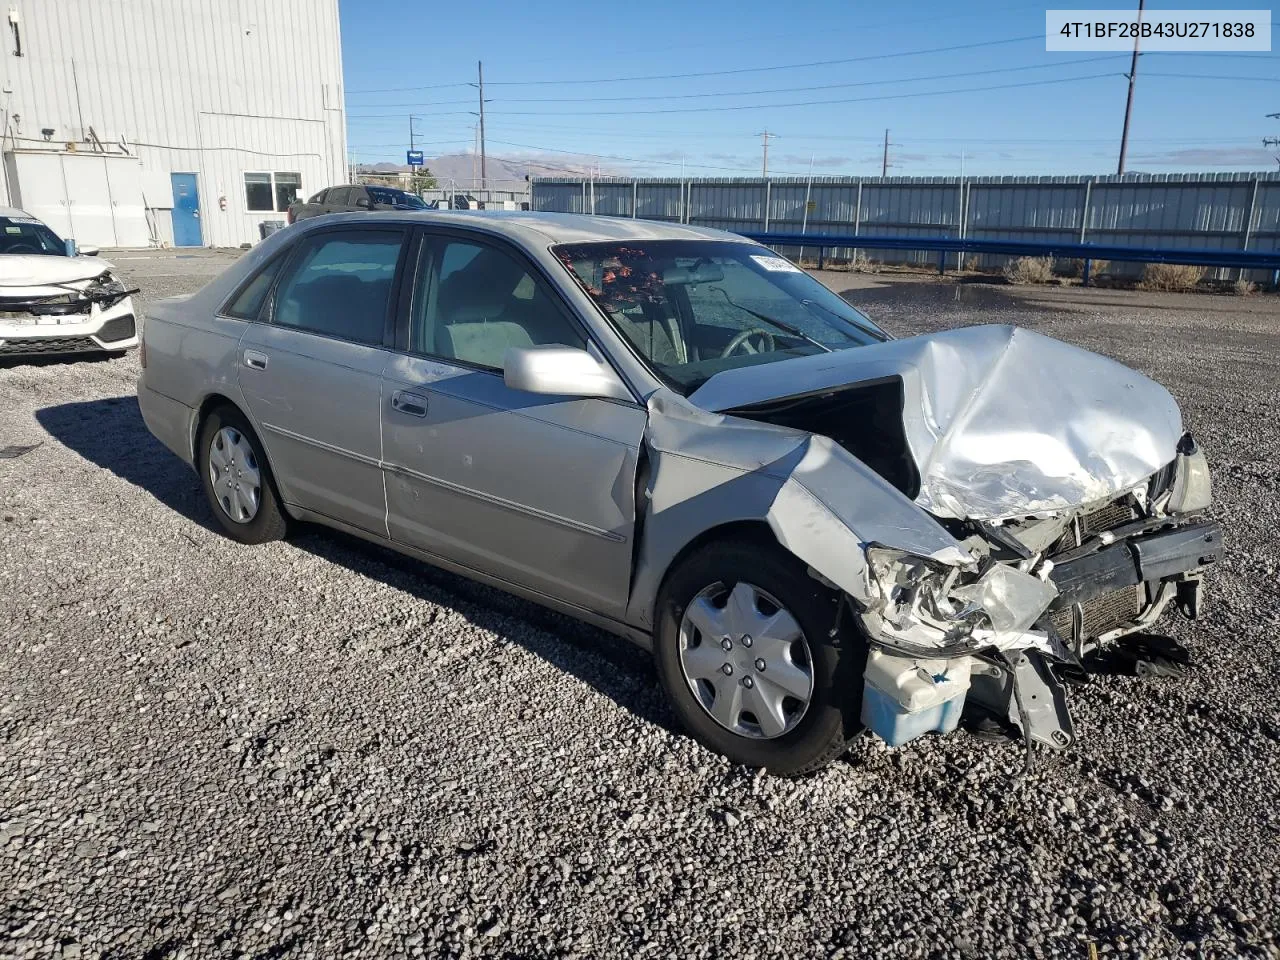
858,434 -> 1221,751
0,273 -> 139,356
675,323 -> 1224,756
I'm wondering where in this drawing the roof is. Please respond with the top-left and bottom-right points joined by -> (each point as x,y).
305,210 -> 747,246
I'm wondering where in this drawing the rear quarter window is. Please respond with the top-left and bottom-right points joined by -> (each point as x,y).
222,257 -> 284,320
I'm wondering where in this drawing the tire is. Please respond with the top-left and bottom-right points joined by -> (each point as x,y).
196,405 -> 289,545
654,538 -> 867,777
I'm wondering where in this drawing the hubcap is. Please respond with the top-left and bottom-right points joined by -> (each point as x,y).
678,581 -> 814,740
207,426 -> 262,524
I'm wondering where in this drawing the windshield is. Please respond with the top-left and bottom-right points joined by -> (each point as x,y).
0,215 -> 66,257
553,240 -> 887,394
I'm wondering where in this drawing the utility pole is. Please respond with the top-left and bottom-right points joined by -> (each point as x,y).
409,115 -> 415,155
1265,114 -> 1280,168
1265,110 -> 1280,153
881,128 -> 890,177
1117,0 -> 1145,175
757,131 -> 775,178
477,60 -> 487,190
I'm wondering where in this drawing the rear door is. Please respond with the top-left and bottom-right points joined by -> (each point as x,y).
236,224 -> 408,534
380,229 -> 647,619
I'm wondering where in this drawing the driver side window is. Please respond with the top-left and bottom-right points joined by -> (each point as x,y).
410,238 -> 585,371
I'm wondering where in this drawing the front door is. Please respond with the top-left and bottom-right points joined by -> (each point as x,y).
237,225 -> 408,534
170,173 -> 202,247
380,233 -> 647,619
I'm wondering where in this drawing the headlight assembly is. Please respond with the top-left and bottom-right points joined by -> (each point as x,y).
83,274 -> 134,308
864,546 -> 1059,655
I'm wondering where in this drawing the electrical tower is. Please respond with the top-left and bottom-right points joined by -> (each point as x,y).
757,131 -> 776,178
1266,112 -> 1280,169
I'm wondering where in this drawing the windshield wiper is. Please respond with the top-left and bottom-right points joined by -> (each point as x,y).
713,289 -> 833,353
800,297 -> 887,341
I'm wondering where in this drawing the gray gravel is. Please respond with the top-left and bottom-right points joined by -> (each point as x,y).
2,251 -> 1278,959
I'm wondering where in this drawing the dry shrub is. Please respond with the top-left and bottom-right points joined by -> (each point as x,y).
1003,256 -> 1055,285
963,255 -> 980,272
1138,263 -> 1204,292
1063,257 -> 1110,278
1234,278 -> 1257,297
852,253 -> 881,274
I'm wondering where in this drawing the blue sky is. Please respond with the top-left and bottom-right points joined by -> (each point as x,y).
340,0 -> 1279,178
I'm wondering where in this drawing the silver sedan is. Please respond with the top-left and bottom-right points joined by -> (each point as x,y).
138,212 -> 1221,775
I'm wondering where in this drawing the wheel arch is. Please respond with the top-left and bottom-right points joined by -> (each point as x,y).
633,517 -> 795,631
191,392 -> 245,464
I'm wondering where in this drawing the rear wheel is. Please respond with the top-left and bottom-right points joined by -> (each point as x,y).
654,539 -> 866,776
196,405 -> 288,545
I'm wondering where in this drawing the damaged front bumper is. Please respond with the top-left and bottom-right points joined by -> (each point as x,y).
853,442 -> 1223,754
0,277 -> 140,356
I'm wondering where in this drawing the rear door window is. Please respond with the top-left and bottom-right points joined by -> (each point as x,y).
270,229 -> 405,345
327,187 -> 351,206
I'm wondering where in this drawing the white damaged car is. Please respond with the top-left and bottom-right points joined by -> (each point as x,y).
0,208 -> 139,358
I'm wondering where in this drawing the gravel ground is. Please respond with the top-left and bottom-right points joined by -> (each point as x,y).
1,251 -> 1278,959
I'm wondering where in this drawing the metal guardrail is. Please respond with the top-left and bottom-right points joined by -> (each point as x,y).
741,231 -> 1280,285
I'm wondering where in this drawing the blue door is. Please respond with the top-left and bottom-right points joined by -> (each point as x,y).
170,173 -> 202,247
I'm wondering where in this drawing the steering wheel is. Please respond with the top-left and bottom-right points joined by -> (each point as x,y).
720,327 -> 776,358
6,242 -> 38,254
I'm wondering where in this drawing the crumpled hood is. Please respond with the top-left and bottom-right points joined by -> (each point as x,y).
0,254 -> 115,291
688,324 -> 1183,521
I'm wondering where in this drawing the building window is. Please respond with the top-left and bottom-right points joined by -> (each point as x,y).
245,172 -> 302,213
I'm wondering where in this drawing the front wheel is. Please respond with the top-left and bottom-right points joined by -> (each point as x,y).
654,539 -> 867,777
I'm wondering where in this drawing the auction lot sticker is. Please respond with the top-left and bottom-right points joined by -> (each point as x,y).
1046,9 -> 1271,50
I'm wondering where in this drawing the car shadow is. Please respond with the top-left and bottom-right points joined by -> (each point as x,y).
34,396 -> 674,735
1,351 -> 127,370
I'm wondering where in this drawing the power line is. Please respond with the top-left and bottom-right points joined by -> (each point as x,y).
348,80 -> 473,95
486,72 -> 1121,117
1141,72 -> 1280,82
359,35 -> 1042,95
343,35 -> 1278,100
447,56 -> 1128,105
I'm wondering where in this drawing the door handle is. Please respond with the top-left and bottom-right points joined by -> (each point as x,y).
392,390 -> 429,417
243,349 -> 268,370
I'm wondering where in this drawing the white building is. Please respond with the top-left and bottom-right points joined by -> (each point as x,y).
0,0 -> 347,248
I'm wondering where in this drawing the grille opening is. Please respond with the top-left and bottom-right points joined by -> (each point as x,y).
0,337 -> 100,354
1050,584 -> 1143,640
1050,497 -> 1139,554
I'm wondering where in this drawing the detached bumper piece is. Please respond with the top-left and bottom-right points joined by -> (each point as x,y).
1048,520 -> 1223,610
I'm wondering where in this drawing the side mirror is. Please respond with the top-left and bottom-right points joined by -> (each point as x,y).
504,345 -> 632,401
355,197 -> 371,209
80,245 -> 100,257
